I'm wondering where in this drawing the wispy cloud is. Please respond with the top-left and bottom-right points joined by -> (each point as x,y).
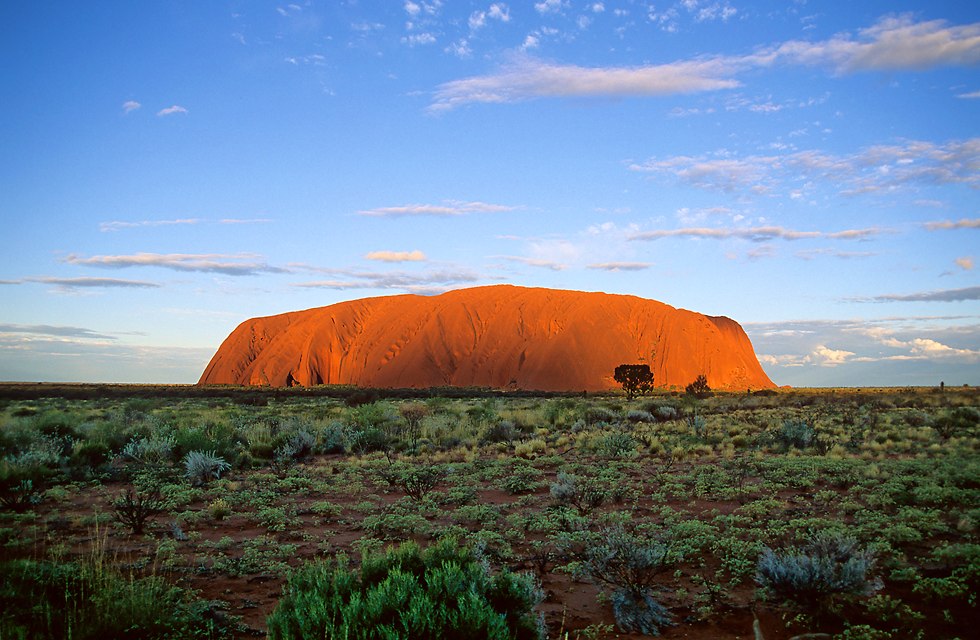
358,200 -> 516,217
469,3 -> 510,30
0,324 -> 118,341
156,105 -> 188,116
122,100 -> 141,114
955,257 -> 975,271
430,56 -> 741,111
100,218 -> 272,232
292,266 -> 481,293
430,16 -> 980,110
28,277 -> 161,290
218,218 -> 274,225
630,138 -> 980,196
629,225 -> 885,242
63,253 -> 286,276
534,0 -> 566,15
100,218 -> 202,232
795,248 -> 877,260
364,250 -> 427,262
852,286 -> 980,303
586,262 -> 652,271
783,15 -> 980,73
497,255 -> 567,271
958,90 -> 980,99
924,217 -> 980,230
434,16 -> 980,111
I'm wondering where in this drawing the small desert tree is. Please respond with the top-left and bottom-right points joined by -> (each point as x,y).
614,364 -> 654,401
685,374 -> 711,399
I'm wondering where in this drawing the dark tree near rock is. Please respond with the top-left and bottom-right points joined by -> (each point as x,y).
685,374 -> 711,399
614,364 -> 654,401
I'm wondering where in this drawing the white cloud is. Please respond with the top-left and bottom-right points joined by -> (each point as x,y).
446,38 -> 472,57
293,267 -> 481,293
629,225 -> 885,242
429,16 -> 980,110
402,32 -> 436,46
955,256 -> 974,271
469,11 -> 486,30
586,262 -> 651,271
364,250 -> 427,262
358,200 -> 516,217
404,1 -> 421,17
122,100 -> 141,114
780,15 -> 980,73
924,217 -> 980,230
534,0 -> 565,15
100,218 -> 271,231
631,138 -> 980,196
591,3 -> 605,13
498,256 -> 567,271
0,324 -> 118,341
795,248 -> 877,260
958,90 -> 980,99
430,56 -> 741,111
852,286 -> 980,303
156,105 -> 188,116
63,252 -> 286,276
853,326 -> 980,362
218,218 -> 274,225
26,277 -> 161,290
809,344 -> 855,366
100,218 -> 202,232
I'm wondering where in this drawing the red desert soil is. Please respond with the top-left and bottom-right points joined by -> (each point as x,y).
200,285 -> 775,392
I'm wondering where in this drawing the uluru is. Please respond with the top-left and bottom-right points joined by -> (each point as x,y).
199,285 -> 775,391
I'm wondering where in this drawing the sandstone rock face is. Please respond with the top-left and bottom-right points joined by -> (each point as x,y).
199,285 -> 775,391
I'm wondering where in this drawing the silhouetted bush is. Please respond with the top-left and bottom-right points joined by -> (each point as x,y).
112,487 -> 165,535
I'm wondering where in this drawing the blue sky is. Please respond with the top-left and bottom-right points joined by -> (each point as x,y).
1,0 -> 977,386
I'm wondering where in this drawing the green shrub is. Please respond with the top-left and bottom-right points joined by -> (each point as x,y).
0,456 -> 54,512
572,526 -> 674,636
182,450 -> 230,486
585,407 -> 619,425
686,414 -> 707,440
549,472 -> 606,515
267,538 -> 544,640
0,557 -> 232,639
499,465 -> 544,495
122,434 -> 176,465
756,533 -> 881,614
317,421 -> 348,454
776,419 -> 816,450
931,407 -> 980,441
597,431 -> 638,458
481,420 -> 518,444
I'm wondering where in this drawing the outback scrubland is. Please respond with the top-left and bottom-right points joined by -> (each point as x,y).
0,385 -> 977,639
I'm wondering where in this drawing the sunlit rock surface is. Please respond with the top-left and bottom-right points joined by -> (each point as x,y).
199,285 -> 775,391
